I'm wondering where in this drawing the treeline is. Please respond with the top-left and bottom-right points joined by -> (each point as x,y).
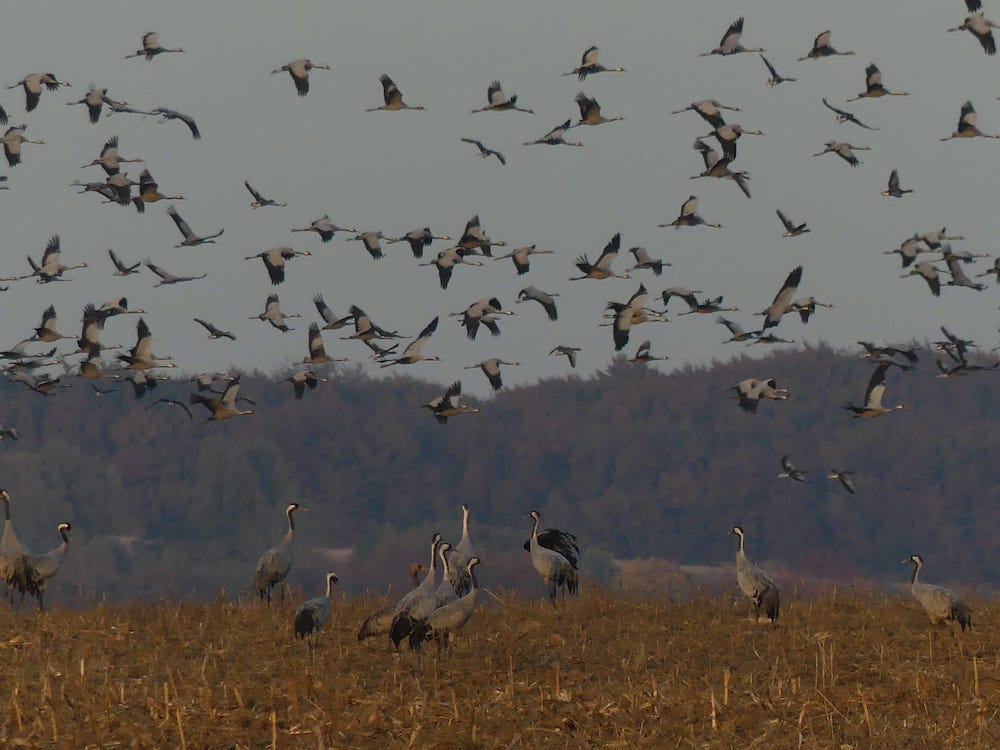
0,343 -> 996,603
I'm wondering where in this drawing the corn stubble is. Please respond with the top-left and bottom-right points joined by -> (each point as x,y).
0,590 -> 995,748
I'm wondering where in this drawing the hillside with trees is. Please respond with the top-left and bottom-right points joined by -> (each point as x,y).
0,343 -> 996,603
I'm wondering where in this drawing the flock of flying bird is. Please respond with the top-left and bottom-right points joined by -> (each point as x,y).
0,8 -> 994,638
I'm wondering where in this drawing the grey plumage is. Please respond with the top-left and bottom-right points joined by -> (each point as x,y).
294,572 -> 339,648
254,503 -> 304,604
23,522 -> 71,609
528,510 -> 577,604
904,554 -> 972,631
389,533 -> 444,647
409,557 -> 482,652
0,489 -> 31,603
732,526 -> 779,623
448,504 -> 475,595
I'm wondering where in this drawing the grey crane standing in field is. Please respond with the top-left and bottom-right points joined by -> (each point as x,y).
948,12 -> 998,55
691,139 -> 751,198
66,86 -> 127,124
0,489 -> 31,604
900,261 -> 943,297
449,504 -> 476,596
80,135 -> 144,175
7,73 -> 70,112
367,74 -> 425,111
465,358 -> 520,391
570,233 -> 629,280
495,245 -> 554,275
313,294 -> 353,330
882,169 -> 913,198
272,59 -> 330,96
460,137 -> 506,164
254,503 -> 305,605
23,522 -> 71,610
941,101 -> 999,140
821,98 -> 879,131
848,64 -> 909,100
627,246 -> 670,276
302,322 -> 348,365
245,247 -> 311,285
387,227 -> 451,258
291,216 -> 356,243
432,543 -> 458,608
798,30 -> 854,60
528,511 -> 578,604
778,454 -> 810,483
3,125 -> 45,167
358,533 -> 440,641
562,46 -> 626,80
189,378 -> 254,423
380,317 -> 440,367
252,294 -> 299,332
167,205 -> 224,247
390,534 -> 445,647
244,180 -> 285,208
731,378 -> 790,413
422,381 -> 480,424
760,53 -> 796,86
844,363 -> 905,418
904,555 -> 972,631
409,557 -> 482,653
144,259 -> 206,286
524,119 -> 583,147
659,195 -> 722,228
549,345 -> 581,368
828,470 -> 857,495
776,210 -> 810,237
471,80 -> 533,113
572,92 -> 624,127
294,572 -> 339,651
813,141 -> 870,166
732,526 -> 779,623
193,318 -> 236,341
701,17 -> 763,56
126,32 -> 184,60
285,370 -> 329,400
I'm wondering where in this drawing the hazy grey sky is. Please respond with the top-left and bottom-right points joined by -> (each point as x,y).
2,0 -> 998,397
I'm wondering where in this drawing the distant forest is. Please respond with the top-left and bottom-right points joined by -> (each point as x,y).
0,343 -> 996,604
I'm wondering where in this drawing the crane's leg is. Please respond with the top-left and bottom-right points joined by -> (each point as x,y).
547,578 -> 558,605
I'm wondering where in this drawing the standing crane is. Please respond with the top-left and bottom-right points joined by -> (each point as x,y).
409,557 -> 482,653
254,503 -> 305,605
357,533 -> 440,641
0,489 -> 31,604
732,526 -> 779,623
449,504 -> 476,596
528,511 -> 577,604
389,534 -> 444,647
23,523 -> 71,610
271,59 -> 330,96
294,572 -> 339,650
903,555 -> 972,631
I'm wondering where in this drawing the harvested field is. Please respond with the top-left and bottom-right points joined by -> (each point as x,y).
0,589 -> 996,748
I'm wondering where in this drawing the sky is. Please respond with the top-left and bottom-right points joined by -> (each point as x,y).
1,0 -> 998,398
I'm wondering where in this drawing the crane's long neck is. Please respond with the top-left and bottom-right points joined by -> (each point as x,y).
2,495 -> 11,523
460,507 -> 470,545
439,546 -> 450,578
325,576 -> 336,598
910,561 -> 920,586
735,533 -> 746,563
56,530 -> 70,557
531,515 -> 540,543
284,508 -> 295,547
469,563 -> 479,591
428,539 -> 438,574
